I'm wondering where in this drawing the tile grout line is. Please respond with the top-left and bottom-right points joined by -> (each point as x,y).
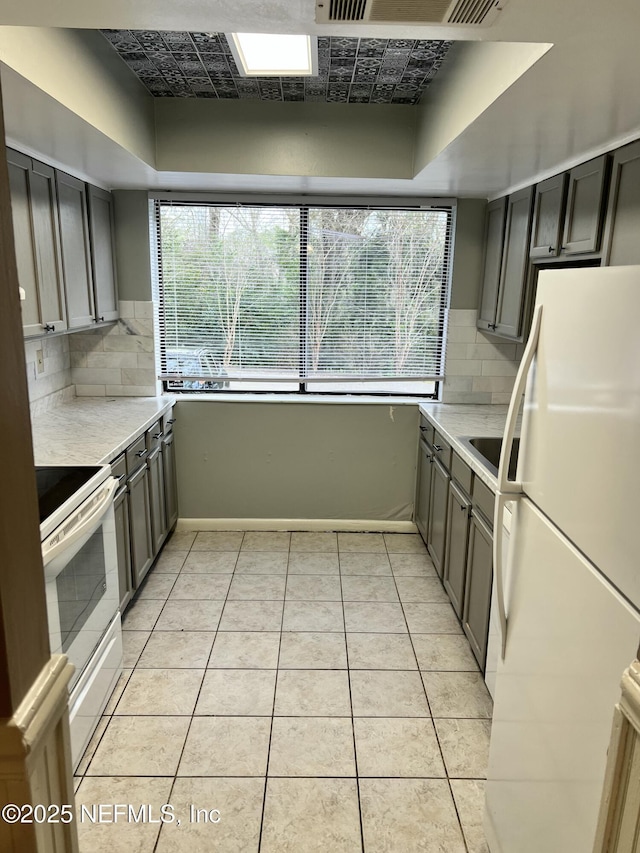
77,542 -> 194,781
152,529 -> 244,853
338,537 -> 367,853
150,531 -> 206,853
384,535 -> 472,853
383,537 -> 435,718
256,532 -> 291,853
83,531 -> 487,851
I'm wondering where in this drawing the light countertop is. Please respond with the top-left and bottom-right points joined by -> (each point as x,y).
31,396 -> 174,466
418,403 -> 513,491
30,394 -> 512,491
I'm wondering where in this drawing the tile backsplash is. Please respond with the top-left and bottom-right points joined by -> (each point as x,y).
442,309 -> 524,405
69,300 -> 159,398
25,303 -> 517,410
24,335 -> 75,416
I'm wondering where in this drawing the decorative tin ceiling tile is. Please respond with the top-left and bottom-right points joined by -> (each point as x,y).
100,31 -> 451,104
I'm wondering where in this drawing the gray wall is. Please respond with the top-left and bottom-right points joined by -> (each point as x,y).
111,195 -> 487,522
174,401 -> 419,522
154,99 -> 416,179
450,198 -> 486,310
113,190 -> 153,301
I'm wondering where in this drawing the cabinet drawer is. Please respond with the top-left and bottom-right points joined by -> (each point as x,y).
110,452 -> 127,486
126,433 -> 148,475
451,452 -> 473,496
162,409 -> 176,434
432,430 -> 452,470
418,415 -> 434,446
472,478 -> 495,526
146,420 -> 164,451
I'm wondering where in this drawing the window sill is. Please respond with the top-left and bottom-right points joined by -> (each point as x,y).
165,392 -> 438,405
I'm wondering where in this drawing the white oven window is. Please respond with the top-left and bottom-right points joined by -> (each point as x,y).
56,527 -> 108,654
45,502 -> 119,689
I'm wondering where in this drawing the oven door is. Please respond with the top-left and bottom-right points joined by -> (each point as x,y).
42,477 -> 119,689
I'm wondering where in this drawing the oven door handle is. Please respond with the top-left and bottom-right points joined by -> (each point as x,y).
42,478 -> 117,572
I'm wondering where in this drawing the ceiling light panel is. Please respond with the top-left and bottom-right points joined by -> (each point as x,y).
230,33 -> 318,77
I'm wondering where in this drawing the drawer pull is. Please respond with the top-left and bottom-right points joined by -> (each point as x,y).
135,448 -> 148,458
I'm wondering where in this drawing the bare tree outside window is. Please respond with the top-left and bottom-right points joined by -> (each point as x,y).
155,202 -> 451,395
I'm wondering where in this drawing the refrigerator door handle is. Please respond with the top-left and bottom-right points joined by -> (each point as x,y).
498,303 -> 543,494
493,490 -> 518,659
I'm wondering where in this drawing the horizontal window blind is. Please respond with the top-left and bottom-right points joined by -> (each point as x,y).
154,201 -> 452,394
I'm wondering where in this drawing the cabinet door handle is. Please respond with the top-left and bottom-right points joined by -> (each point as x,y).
44,323 -> 55,332
548,245 -> 555,253
433,444 -> 442,452
167,418 -> 176,425
153,432 -> 163,440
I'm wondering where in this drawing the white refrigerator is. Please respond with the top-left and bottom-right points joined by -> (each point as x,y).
484,266 -> 640,853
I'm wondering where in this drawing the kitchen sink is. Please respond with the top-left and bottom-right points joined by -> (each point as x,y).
460,436 -> 520,479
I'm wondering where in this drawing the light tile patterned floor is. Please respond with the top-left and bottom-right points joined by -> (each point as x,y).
74,531 -> 491,853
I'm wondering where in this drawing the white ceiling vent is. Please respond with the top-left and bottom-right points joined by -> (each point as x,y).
317,0 -> 508,26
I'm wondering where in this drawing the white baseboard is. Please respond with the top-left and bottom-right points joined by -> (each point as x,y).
176,518 -> 418,533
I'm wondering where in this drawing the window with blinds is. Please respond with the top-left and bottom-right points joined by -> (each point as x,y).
154,201 -> 453,395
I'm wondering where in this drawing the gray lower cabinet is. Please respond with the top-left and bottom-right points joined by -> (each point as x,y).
56,171 -> 95,328
601,140 -> 640,266
113,414 -> 179,611
415,438 -> 433,542
87,185 -> 119,323
463,509 -> 494,669
114,485 -> 133,611
443,481 -> 472,618
128,463 -> 154,588
147,446 -> 167,555
162,430 -> 179,531
427,458 -> 450,578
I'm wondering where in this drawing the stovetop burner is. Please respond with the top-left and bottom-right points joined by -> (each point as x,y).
35,466 -> 103,524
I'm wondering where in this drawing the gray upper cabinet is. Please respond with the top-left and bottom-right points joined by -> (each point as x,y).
7,150 -> 40,337
494,185 -> 534,339
56,171 -> 95,328
7,149 -> 67,336
530,173 -> 567,259
477,197 -> 507,333
29,159 -> 67,334
561,154 -> 609,255
87,185 -> 119,322
601,140 -> 640,266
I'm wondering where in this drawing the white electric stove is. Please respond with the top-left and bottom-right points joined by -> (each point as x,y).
36,464 -> 122,769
